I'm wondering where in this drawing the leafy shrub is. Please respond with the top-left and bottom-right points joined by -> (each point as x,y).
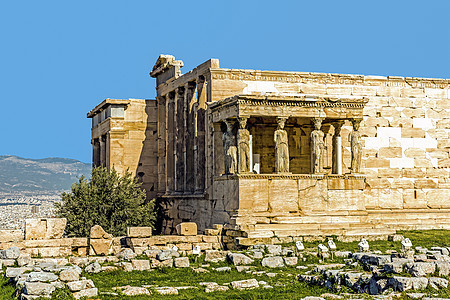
55,166 -> 156,237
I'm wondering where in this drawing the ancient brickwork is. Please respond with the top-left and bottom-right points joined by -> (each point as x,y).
89,55 -> 450,238
88,98 -> 158,199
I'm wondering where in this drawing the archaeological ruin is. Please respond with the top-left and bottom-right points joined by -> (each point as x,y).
87,55 -> 450,240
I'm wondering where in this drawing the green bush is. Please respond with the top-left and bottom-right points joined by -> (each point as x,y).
55,166 -> 156,237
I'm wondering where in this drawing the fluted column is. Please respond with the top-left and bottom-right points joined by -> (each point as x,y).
185,82 -> 196,193
175,87 -> 185,193
166,92 -> 175,193
99,135 -> 106,168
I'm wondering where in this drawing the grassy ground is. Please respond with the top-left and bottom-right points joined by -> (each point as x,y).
1,230 -> 449,299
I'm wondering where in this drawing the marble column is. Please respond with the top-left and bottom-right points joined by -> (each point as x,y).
166,92 -> 175,193
185,82 -> 196,193
99,135 -> 106,168
195,76 -> 206,193
157,95 -> 166,194
175,87 -> 185,193
92,138 -> 100,167
332,120 -> 344,175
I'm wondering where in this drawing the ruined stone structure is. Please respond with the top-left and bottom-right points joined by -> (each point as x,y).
88,55 -> 450,239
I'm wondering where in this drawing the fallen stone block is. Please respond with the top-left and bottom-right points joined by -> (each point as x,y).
117,248 -> 136,260
176,222 -> 197,236
122,286 -> 151,296
5,267 -> 31,278
156,249 -> 179,261
284,257 -> 298,266
73,287 -> 98,299
174,257 -> 189,268
115,262 -> 133,272
261,256 -> 285,268
406,262 -> 436,277
90,225 -> 112,239
151,258 -> 173,268
24,282 -> 55,296
127,227 -> 152,238
25,218 -> 66,240
26,271 -> 59,283
227,252 -> 254,266
131,259 -> 150,271
59,268 -> 80,282
204,250 -> 227,263
84,262 -> 101,273
1,259 -> 15,267
266,245 -> 282,255
231,278 -> 259,290
155,287 -> 178,295
429,277 -> 448,289
0,246 -> 20,259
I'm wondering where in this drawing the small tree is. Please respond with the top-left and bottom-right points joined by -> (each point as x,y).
55,166 -> 156,237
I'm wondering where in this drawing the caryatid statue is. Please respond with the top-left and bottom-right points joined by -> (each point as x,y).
311,118 -> 325,174
274,117 -> 289,173
349,119 -> 362,173
223,120 -> 237,174
237,117 -> 251,173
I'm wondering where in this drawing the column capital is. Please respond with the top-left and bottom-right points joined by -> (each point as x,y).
351,118 -> 362,131
332,120 -> 345,136
237,116 -> 248,129
176,86 -> 185,95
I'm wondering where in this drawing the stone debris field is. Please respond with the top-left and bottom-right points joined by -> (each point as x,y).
2,234 -> 450,299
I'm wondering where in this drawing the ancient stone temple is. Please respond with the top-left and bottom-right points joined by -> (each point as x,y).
88,54 -> 450,238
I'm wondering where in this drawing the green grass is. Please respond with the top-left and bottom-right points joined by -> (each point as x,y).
0,276 -> 15,299
1,230 -> 449,299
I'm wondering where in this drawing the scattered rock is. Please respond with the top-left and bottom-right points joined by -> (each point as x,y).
59,268 -> 80,282
174,257 -> 190,268
67,279 -> 95,292
131,259 -> 151,271
261,256 -> 285,268
26,271 -> 59,282
205,250 -> 227,263
155,286 -> 178,295
227,252 -> 254,265
429,277 -> 448,289
0,247 -> 20,259
117,248 -> 136,260
231,278 -> 259,290
85,262 -> 101,273
122,286 -> 151,296
73,287 -> 98,299
24,282 -> 55,296
284,256 -> 298,266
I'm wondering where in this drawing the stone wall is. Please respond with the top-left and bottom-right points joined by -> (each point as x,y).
207,69 -> 450,235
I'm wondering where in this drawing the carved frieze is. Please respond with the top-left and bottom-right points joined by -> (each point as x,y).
210,69 -> 450,89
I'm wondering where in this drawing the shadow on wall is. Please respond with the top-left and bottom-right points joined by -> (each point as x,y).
135,100 -> 162,232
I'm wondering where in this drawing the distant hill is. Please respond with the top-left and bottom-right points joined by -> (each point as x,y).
0,155 -> 91,192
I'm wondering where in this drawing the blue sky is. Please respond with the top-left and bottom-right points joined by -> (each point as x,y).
1,1 -> 449,163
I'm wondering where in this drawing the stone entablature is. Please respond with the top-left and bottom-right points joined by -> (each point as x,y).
89,54 -> 450,237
